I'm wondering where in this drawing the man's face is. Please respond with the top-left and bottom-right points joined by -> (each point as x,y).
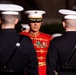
29,21 -> 42,32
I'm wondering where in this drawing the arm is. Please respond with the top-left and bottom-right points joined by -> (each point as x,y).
26,42 -> 38,75
46,40 -> 58,75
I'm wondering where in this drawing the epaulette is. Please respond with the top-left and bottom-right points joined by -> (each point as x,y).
40,32 -> 52,38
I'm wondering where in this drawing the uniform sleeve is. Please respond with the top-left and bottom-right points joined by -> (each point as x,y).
46,40 -> 58,75
26,42 -> 38,75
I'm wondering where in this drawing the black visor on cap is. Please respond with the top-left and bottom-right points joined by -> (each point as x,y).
29,18 -> 42,22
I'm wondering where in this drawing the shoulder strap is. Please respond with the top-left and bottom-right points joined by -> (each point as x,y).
63,45 -> 76,68
4,35 -> 22,67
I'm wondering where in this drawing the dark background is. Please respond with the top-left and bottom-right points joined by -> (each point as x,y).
0,0 -> 76,34
0,0 -> 76,24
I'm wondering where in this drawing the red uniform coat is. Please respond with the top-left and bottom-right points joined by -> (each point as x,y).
20,32 -> 52,75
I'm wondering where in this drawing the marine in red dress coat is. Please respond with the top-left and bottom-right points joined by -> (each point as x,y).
20,32 -> 52,75
20,10 -> 53,75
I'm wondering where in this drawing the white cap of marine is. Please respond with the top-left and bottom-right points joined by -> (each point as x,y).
0,4 -> 24,15
25,10 -> 46,18
58,9 -> 76,19
52,33 -> 62,38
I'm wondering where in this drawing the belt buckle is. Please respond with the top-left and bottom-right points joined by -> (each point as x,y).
38,62 -> 46,66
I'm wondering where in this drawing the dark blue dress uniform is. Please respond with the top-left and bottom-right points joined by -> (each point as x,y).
46,31 -> 76,75
0,29 -> 38,75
